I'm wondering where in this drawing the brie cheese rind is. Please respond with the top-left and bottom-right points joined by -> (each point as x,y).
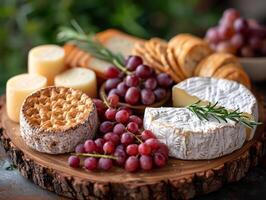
144,77 -> 258,160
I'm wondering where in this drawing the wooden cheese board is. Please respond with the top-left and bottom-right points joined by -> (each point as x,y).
0,92 -> 265,200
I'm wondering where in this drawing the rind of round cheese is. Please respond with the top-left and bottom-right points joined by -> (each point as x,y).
20,86 -> 98,154
55,68 -> 97,98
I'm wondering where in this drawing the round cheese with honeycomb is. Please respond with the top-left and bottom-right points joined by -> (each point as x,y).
144,77 -> 258,160
20,86 -> 98,154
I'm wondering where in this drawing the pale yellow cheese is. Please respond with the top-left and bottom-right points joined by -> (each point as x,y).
6,74 -> 47,122
28,45 -> 65,85
54,68 -> 97,98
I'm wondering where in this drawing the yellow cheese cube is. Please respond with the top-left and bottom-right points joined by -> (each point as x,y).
54,68 -> 97,98
28,45 -> 65,85
6,74 -> 47,122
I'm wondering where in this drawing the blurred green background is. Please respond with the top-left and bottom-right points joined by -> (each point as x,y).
0,0 -> 265,94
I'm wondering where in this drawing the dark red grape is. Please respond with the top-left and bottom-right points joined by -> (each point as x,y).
121,132 -> 134,146
113,123 -> 126,135
154,152 -> 167,167
68,156 -> 80,168
154,88 -> 167,101
125,74 -> 140,87
145,138 -> 160,150
84,157 -> 98,170
105,78 -> 121,91
234,18 -> 249,34
105,66 -> 120,78
105,108 -> 116,121
125,156 -> 139,172
107,94 -> 119,107
218,24 -> 234,40
127,122 -> 139,133
103,132 -> 120,145
138,143 -> 151,155
156,73 -> 173,88
249,36 -> 262,50
135,64 -> 152,79
103,141 -> 115,154
126,144 -> 139,156
116,144 -> 125,152
94,138 -> 105,153
114,149 -> 127,166
240,46 -> 254,57
129,115 -> 143,127
92,98 -> 107,116
115,110 -> 129,123
100,121 -> 114,133
98,158 -> 113,170
125,87 -> 140,105
141,130 -> 156,141
75,144 -> 85,153
116,82 -> 128,96
125,55 -> 143,71
205,27 -> 220,44
141,89 -> 155,105
139,155 -> 153,170
84,140 -> 97,153
144,78 -> 157,90
230,34 -> 244,49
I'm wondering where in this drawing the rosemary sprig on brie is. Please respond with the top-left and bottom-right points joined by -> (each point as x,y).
187,100 -> 262,129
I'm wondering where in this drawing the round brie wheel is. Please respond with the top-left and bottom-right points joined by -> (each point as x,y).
20,86 -> 98,154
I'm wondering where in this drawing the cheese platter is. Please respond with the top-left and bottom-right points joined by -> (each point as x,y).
1,9 -> 266,199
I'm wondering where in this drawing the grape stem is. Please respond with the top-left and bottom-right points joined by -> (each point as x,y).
128,132 -> 143,143
73,153 -> 118,160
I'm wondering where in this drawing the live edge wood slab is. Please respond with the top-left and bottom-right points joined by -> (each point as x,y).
0,94 -> 266,200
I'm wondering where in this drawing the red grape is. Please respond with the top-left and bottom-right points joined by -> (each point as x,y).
103,132 -> 120,145
230,34 -> 244,49
115,110 -> 129,123
84,157 -> 98,170
129,115 -> 143,127
100,121 -> 114,133
75,144 -> 85,153
141,130 -> 156,141
222,8 -> 240,24
139,155 -> 153,170
125,55 -> 143,71
216,41 -> 236,54
114,149 -> 127,166
108,88 -> 119,96
138,143 -> 151,155
154,152 -> 167,167
156,73 -> 173,87
205,27 -> 220,43
135,64 -> 152,79
92,99 -> 107,116
218,24 -> 234,40
113,123 -> 126,135
68,156 -> 80,168
154,88 -> 167,101
116,82 -> 128,97
249,36 -> 262,50
234,18 -> 249,34
105,108 -> 117,121
105,78 -> 121,91
121,132 -> 134,145
144,78 -> 157,90
145,138 -> 160,150
125,75 -> 139,87
84,140 -> 97,153
116,144 -> 125,152
125,156 -> 139,172
156,143 -> 169,157
141,89 -> 155,105
118,106 -> 133,116
107,94 -> 119,107
125,87 -> 140,105
94,138 -> 105,153
240,46 -> 254,57
127,122 -> 139,133
98,158 -> 113,170
126,144 -> 139,156
103,141 -> 115,154
105,66 -> 120,78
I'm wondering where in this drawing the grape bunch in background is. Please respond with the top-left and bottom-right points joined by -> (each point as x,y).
205,8 -> 266,57
105,55 -> 173,106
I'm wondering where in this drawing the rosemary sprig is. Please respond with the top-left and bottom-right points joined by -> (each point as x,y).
187,100 -> 262,129
57,20 -> 131,74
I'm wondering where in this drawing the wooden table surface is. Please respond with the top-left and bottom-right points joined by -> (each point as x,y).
0,82 -> 265,200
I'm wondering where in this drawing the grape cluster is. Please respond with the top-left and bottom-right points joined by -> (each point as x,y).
105,55 -> 173,106
68,98 -> 169,172
205,8 -> 266,57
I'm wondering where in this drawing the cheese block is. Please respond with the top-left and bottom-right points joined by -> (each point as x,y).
6,74 -> 47,122
144,77 -> 258,160
28,45 -> 65,85
20,87 -> 98,154
54,68 -> 97,98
